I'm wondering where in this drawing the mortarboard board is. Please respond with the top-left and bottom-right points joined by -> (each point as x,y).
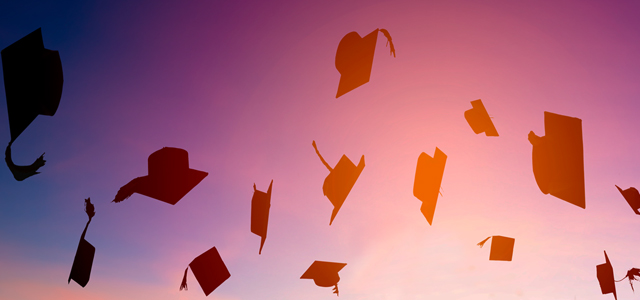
68,198 -> 96,287
597,251 -> 617,300
464,99 -> 498,136
180,246 -> 230,296
477,236 -> 515,261
335,28 -> 395,98
413,148 -> 447,225
615,185 -> 640,215
301,260 -> 347,296
2,28 -> 63,180
251,180 -> 272,254
312,141 -> 365,225
529,111 -> 585,208
112,147 -> 208,205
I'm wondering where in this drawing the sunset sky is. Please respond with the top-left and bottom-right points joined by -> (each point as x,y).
1,0 -> 640,299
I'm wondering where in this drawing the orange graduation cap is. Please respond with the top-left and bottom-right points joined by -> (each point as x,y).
312,141 -> 365,225
251,180 -> 272,254
301,260 -> 347,296
112,147 -> 208,205
2,28 -> 63,181
597,251 -> 617,300
529,111 -> 585,208
465,99 -> 498,136
615,185 -> 640,215
68,198 -> 96,287
180,246 -> 230,296
335,28 -> 395,98
413,148 -> 447,225
477,236 -> 515,261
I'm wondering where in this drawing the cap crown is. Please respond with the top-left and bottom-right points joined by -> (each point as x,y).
68,238 -> 95,287
2,28 -> 63,142
189,247 -> 230,296
531,112 -> 585,208
413,148 -> 447,225
335,30 -> 379,98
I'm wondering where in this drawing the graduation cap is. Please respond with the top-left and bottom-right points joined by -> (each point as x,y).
2,28 -> 63,180
615,185 -> 640,215
477,236 -> 515,261
112,147 -> 208,205
464,99 -> 498,136
180,246 -> 230,296
413,148 -> 447,225
335,28 -> 395,98
597,251 -> 617,300
529,111 -> 585,208
312,141 -> 365,225
251,180 -> 272,254
301,261 -> 346,296
68,198 -> 96,287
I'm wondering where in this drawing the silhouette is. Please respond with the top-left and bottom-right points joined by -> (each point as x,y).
617,268 -> 640,292
112,147 -> 208,205
1,28 -> 63,180
529,112 -> 585,208
477,236 -> 515,261
615,185 -> 640,215
597,251 -> 617,300
251,180 -> 272,254
464,99 -> 498,136
312,141 -> 365,225
68,198 -> 96,287
413,148 -> 447,225
335,28 -> 395,98
180,246 -> 230,296
301,261 -> 347,296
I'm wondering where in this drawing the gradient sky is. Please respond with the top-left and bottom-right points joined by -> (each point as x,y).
1,0 -> 640,299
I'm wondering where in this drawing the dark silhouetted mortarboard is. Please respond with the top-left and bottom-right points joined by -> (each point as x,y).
301,260 -> 346,296
68,198 -> 96,287
112,147 -> 208,205
413,148 -> 447,225
597,251 -> 617,300
464,99 -> 498,136
251,180 -> 272,254
2,28 -> 63,180
615,185 -> 640,215
477,236 -> 515,261
312,141 -> 365,225
529,111 -> 585,208
180,246 -> 230,296
335,28 -> 395,98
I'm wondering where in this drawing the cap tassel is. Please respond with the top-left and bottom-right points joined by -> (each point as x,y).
312,141 -> 333,172
333,283 -> 339,296
379,29 -> 395,57
616,268 -> 640,292
179,267 -> 189,291
477,236 -> 492,248
112,177 -> 144,203
5,143 -> 46,181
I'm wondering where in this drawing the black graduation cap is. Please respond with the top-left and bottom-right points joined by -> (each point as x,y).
335,28 -> 395,98
413,148 -> 447,225
464,99 -> 498,136
2,28 -> 63,180
112,147 -> 208,205
597,251 -> 617,300
312,141 -> 365,225
477,236 -> 515,261
529,111 -> 585,208
68,198 -> 96,287
251,180 -> 272,254
301,261 -> 347,296
615,185 -> 640,215
180,246 -> 230,296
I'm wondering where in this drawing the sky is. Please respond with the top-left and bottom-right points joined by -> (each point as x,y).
1,0 -> 640,299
